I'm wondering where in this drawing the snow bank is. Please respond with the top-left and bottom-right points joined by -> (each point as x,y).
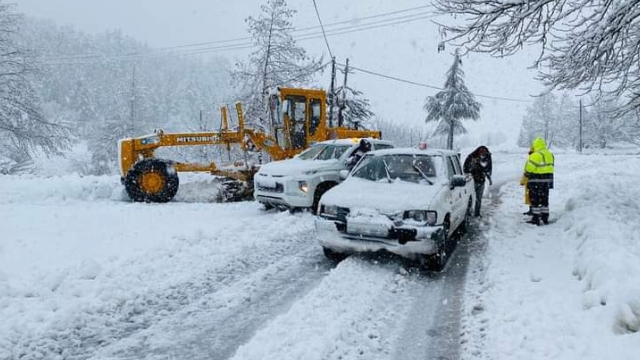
561,154 -> 640,334
0,174 -> 125,203
0,172 -> 223,204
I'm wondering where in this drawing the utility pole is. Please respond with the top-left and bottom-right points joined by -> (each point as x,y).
130,64 -> 136,135
328,56 -> 336,128
338,58 -> 349,128
579,99 -> 583,153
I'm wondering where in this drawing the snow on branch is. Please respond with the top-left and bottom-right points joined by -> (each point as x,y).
435,0 -> 640,113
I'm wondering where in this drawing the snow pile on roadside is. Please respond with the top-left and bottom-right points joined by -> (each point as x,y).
0,174 -> 125,203
0,172 -> 223,204
462,151 -> 640,360
562,155 -> 640,334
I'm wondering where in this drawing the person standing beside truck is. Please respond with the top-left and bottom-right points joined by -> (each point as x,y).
523,137 -> 555,225
463,146 -> 493,217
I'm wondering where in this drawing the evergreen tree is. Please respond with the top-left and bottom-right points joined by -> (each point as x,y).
232,0 -> 323,132
330,85 -> 374,129
424,50 -> 481,149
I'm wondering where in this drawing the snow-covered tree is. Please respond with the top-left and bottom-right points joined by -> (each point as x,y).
518,92 -> 638,149
518,93 -> 561,148
0,3 -> 70,172
424,50 -> 481,149
232,0 -> 324,132
435,0 -> 640,114
329,85 -> 374,129
19,17 -> 232,174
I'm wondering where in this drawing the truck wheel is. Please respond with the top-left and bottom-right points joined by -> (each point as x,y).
124,159 -> 179,203
312,182 -> 337,215
430,218 -> 450,271
459,198 -> 473,234
323,247 -> 348,262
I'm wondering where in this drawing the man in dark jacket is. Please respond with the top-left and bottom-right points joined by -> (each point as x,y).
347,139 -> 372,169
463,146 -> 493,217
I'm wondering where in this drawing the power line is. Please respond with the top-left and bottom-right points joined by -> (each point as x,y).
42,13 -> 439,65
39,6 -> 438,65
312,0 -> 333,58
340,63 -> 534,103
45,4 -> 435,62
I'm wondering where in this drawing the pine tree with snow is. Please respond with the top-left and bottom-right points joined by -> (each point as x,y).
232,0 -> 324,132
424,50 -> 481,149
0,3 -> 70,172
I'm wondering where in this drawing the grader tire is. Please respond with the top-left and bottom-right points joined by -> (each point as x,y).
124,159 -> 179,203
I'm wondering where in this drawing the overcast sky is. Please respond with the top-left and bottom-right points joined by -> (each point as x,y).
12,0 -> 543,146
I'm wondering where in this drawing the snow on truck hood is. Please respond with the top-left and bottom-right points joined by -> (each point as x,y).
320,177 -> 444,213
258,158 -> 342,177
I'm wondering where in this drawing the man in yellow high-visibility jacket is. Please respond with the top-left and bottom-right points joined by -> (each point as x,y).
524,137 -> 555,225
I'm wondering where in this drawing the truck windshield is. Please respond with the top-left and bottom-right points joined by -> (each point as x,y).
297,144 -> 351,160
352,154 -> 442,184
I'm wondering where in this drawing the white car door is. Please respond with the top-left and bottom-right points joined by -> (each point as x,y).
447,155 -> 466,229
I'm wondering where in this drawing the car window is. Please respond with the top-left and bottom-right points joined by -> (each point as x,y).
297,145 -> 325,160
452,155 -> 462,175
315,145 -> 352,160
352,154 -> 442,184
446,156 -> 456,178
373,143 -> 393,150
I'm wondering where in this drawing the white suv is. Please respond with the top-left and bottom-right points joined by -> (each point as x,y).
254,138 -> 394,212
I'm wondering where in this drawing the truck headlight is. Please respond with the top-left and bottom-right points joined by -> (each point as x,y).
322,204 -> 338,217
298,181 -> 309,193
404,210 -> 437,226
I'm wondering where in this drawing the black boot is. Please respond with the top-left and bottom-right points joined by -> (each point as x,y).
541,213 -> 549,225
523,207 -> 533,216
527,214 -> 541,225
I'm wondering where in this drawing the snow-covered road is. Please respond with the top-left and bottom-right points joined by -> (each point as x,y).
0,174 -> 485,360
2,149 -> 639,360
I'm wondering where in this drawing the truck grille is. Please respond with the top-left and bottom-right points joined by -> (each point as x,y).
257,182 -> 284,193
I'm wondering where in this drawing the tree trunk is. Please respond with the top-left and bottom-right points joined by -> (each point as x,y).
447,118 -> 454,149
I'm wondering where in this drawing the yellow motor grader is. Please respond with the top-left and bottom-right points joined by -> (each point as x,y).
118,87 -> 381,203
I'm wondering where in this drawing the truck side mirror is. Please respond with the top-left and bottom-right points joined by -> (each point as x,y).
339,170 -> 349,180
450,175 -> 466,188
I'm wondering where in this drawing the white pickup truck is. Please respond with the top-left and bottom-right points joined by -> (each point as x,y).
315,148 -> 475,271
254,138 -> 394,212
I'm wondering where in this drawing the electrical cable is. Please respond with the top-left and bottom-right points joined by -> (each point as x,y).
40,6 -> 438,64
340,63 -> 533,103
312,0 -> 333,58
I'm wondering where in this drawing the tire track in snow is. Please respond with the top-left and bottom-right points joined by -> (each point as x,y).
392,181 -> 504,360
99,242 -> 332,360
10,227 -> 332,360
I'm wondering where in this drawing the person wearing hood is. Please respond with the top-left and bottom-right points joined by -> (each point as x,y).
463,145 -> 493,217
524,137 -> 555,225
347,138 -> 372,169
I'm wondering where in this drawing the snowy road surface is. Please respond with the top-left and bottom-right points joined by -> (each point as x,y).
2,149 -> 640,360
0,173 -> 483,360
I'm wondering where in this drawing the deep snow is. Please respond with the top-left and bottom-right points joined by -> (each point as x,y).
1,148 -> 639,359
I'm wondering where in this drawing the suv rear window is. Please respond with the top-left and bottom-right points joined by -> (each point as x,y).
374,143 -> 393,151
